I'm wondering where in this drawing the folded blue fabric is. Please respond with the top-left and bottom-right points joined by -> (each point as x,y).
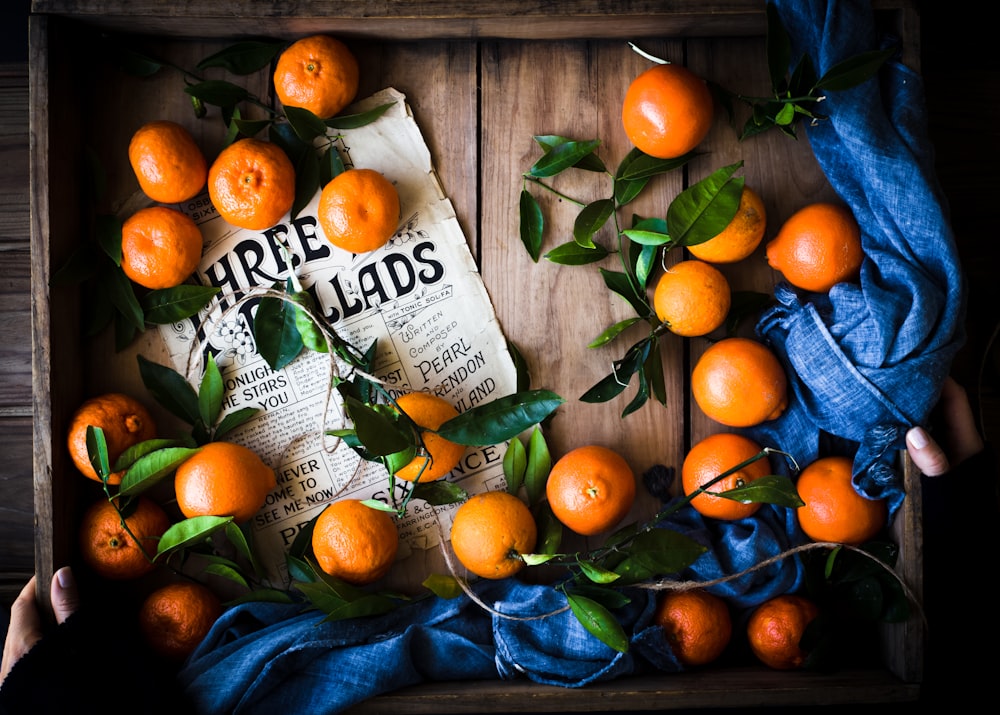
746,0 -> 966,515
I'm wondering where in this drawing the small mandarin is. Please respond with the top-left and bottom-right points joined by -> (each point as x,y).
653,259 -> 731,337
174,441 -> 276,523
765,202 -> 864,293
450,490 -> 537,579
654,589 -> 733,667
67,392 -> 157,485
545,445 -> 636,536
311,499 -> 399,585
691,337 -> 788,428
682,432 -> 772,521
795,455 -> 887,545
746,594 -> 821,670
274,35 -> 359,119
687,185 -> 767,264
139,581 -> 223,661
79,496 -> 170,581
121,205 -> 204,290
208,138 -> 296,230
128,120 -> 208,204
622,63 -> 714,159
391,392 -> 466,482
318,168 -> 401,254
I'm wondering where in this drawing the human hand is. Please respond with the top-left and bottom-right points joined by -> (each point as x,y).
0,567 -> 80,687
905,376 -> 985,477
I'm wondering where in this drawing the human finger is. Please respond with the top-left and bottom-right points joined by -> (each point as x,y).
50,566 -> 80,625
0,576 -> 42,686
935,377 -> 985,465
905,425 -> 950,477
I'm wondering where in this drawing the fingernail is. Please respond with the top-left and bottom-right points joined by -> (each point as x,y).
906,427 -> 929,450
55,566 -> 74,591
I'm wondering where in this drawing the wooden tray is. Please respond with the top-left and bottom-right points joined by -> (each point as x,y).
29,0 -> 924,708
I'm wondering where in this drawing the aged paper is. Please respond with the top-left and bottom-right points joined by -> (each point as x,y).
156,88 -> 517,587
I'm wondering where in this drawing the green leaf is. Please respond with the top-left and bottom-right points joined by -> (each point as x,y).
197,40 -> 284,74
291,291 -> 328,353
610,529 -> 707,584
532,500 -> 563,556
579,370 -> 629,404
291,147 -> 321,222
142,285 -> 220,324
285,105 -> 330,142
96,214 -> 122,265
716,474 -> 804,507
184,79 -> 250,108
105,264 -> 145,333
587,318 -> 643,349
775,102 -> 796,126
578,560 -> 621,585
620,366 -> 650,418
156,515 -> 234,558
573,199 -> 614,248
204,561 -> 250,588
566,583 -> 632,610
519,189 -> 544,262
137,354 -> 201,426
346,397 -> 413,457
118,446 -> 202,497
86,426 -> 110,482
615,150 -> 692,181
565,592 -> 629,653
522,553 -> 556,566
225,588 -> 296,607
286,553 -> 317,583
435,390 -> 565,446
621,229 -> 671,247
599,268 -> 649,317
253,289 -> 305,371
528,139 -> 601,178
319,144 -> 347,186
199,353 -> 223,430
111,46 -> 164,77
580,338 -> 652,404
225,522 -> 262,579
533,135 -> 606,172
326,102 -> 395,130
215,407 -> 261,441
423,573 -> 463,599
503,437 -> 527,495
815,46 -> 896,92
233,116 -> 272,138
645,339 -> 667,406
114,438 -> 188,472
668,161 -> 744,247
315,592 -> 401,622
410,480 -> 468,506
544,240 -> 609,266
523,427 -> 551,507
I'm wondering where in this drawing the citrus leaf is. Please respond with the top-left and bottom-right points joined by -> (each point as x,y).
621,229 -> 671,247
114,437 -> 189,472
291,291 -> 328,353
615,150 -> 692,181
519,189 -> 544,262
291,148 -> 321,222
118,446 -> 202,497
225,522 -> 262,579
253,289 -> 305,371
580,338 -> 651,404
528,139 -> 601,178
645,339 -> 667,406
142,285 -> 220,324
423,573 -> 463,599
111,46 -> 164,77
599,268 -> 649,317
233,116 -> 272,138
503,436 -> 527,495
285,105 -> 330,142
204,562 -> 250,588
215,407 -> 261,441
620,367 -> 650,418
326,102 -> 395,130
199,353 -> 223,429
137,354 -> 200,425
435,390 -> 565,446
544,240 -> 609,266
533,135 -> 606,172
86,426 -> 110,482
567,583 -> 632,610
565,592 -> 629,653
522,553 -> 557,566
588,318 -> 643,349
184,79 -> 250,107
524,426 -> 551,507
225,588 -> 296,607
315,593 -> 400,622
507,339 -> 531,393
610,528 -> 707,584
668,161 -> 744,247
533,500 -> 563,556
196,40 -> 284,74
815,46 -> 896,92
573,198 -> 614,248
345,396 -> 412,456
578,560 -> 621,585
96,214 -> 122,264
716,474 -> 804,507
319,144 -> 346,186
105,264 -> 145,333
579,370 -> 629,404
410,480 -> 468,506
156,515 -> 234,558
286,553 -> 317,583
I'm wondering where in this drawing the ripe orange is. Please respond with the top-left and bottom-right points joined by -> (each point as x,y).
765,202 -> 864,293
653,588 -> 733,667
128,120 -> 208,204
652,259 -> 731,337
449,490 -> 537,580
691,337 -> 788,428
67,392 -> 157,485
795,456 -> 888,545
139,581 -> 222,661
318,168 -> 401,254
622,63 -> 714,159
173,441 -> 276,523
687,185 -> 767,264
391,391 -> 466,482
545,445 -> 636,536
121,205 -> 204,290
311,499 -> 399,585
207,138 -> 296,230
682,433 -> 772,521
746,593 -> 820,670
79,496 -> 170,581
273,34 -> 359,119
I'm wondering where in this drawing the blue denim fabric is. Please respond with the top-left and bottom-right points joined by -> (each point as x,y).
745,0 -> 965,515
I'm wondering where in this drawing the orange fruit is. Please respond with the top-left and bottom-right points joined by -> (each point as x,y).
687,185 -> 767,264
273,35 -> 359,119
139,581 -> 223,661
120,205 -> 204,290
318,168 -> 401,254
746,593 -> 821,670
449,490 -> 537,580
622,63 -> 714,159
79,496 -> 170,581
765,202 -> 864,293
653,589 -> 733,667
795,455 -> 888,545
67,392 -> 157,485
311,499 -> 399,585
545,445 -> 636,536
208,138 -> 296,230
174,441 -> 276,523
128,120 -> 208,204
391,391 -> 466,482
682,432 -> 772,521
691,337 -> 788,428
652,259 -> 731,337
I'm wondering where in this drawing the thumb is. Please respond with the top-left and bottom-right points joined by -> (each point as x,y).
905,426 -> 950,477
49,567 -> 80,624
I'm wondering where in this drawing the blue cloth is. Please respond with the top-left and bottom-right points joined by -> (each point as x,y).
179,1 -> 965,711
745,0 -> 966,515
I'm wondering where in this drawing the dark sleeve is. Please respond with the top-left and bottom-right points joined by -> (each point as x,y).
0,606 -> 194,715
